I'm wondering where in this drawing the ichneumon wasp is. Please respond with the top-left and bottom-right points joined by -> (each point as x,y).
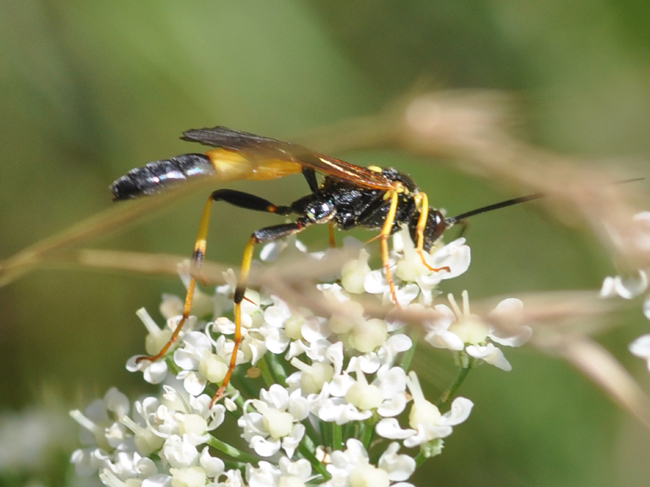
111,126 -> 542,404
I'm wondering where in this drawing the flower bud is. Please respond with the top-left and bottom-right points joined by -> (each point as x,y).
352,318 -> 388,353
170,466 -> 206,487
349,464 -> 389,487
198,352 -> 228,383
262,408 -> 294,439
279,476 -> 306,487
341,249 -> 371,294
300,362 -> 334,394
345,381 -> 383,411
178,414 -> 207,437
284,315 -> 304,340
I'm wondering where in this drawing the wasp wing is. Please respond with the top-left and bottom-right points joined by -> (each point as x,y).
182,126 -> 395,190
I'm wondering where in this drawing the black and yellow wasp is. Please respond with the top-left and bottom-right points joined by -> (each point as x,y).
111,126 -> 539,403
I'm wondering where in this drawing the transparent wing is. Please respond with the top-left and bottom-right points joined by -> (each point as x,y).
182,126 -> 395,190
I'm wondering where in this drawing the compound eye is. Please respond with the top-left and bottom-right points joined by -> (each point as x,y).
430,210 -> 447,241
411,209 -> 447,252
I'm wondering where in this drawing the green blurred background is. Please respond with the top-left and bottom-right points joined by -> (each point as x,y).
2,1 -> 650,486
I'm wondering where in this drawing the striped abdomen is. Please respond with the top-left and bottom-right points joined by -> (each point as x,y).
110,153 -> 216,201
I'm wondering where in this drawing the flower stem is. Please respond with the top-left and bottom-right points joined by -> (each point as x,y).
343,422 -> 354,443
360,417 -> 377,449
332,422 -> 343,451
436,355 -> 474,409
233,366 -> 259,400
399,332 -> 418,372
320,418 -> 331,447
167,357 -> 181,375
223,460 -> 248,472
415,451 -> 427,467
265,352 -> 288,386
206,436 -> 258,464
256,356 -> 275,389
303,417 -> 322,445
297,441 -> 330,480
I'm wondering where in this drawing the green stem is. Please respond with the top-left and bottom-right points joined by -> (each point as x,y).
360,417 -> 378,450
320,418 -> 331,447
206,436 -> 259,464
166,357 -> 181,375
301,430 -> 317,451
399,332 -> 418,372
303,417 -> 322,446
297,441 -> 330,480
415,451 -> 427,467
436,355 -> 474,409
266,352 -> 288,386
233,366 -> 259,400
223,460 -> 248,472
342,422 -> 354,443
256,356 -> 276,389
332,422 -> 343,451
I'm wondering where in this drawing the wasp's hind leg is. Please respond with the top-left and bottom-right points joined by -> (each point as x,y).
135,189 -> 293,365
213,217 -> 315,405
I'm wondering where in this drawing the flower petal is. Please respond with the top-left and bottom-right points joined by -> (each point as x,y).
375,418 -> 416,440
614,271 -> 648,299
250,436 -> 281,457
441,397 -> 474,426
378,442 -> 416,481
629,334 -> 650,359
467,344 -> 512,371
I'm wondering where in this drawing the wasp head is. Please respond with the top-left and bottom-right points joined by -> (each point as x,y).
409,208 -> 447,252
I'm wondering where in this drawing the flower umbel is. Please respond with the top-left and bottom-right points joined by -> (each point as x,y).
71,228 -> 528,486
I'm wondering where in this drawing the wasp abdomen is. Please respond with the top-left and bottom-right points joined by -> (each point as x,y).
110,153 -> 215,200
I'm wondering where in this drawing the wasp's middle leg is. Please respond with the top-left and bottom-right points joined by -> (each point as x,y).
212,195 -> 337,403
213,217 -> 318,405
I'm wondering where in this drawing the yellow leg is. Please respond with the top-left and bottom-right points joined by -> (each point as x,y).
380,190 -> 400,306
135,189 -> 300,407
210,219 -> 311,406
136,195 -> 214,364
211,235 -> 256,406
414,192 -> 450,273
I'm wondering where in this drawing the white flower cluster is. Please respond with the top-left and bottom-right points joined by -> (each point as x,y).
71,228 -> 530,486
600,212 -> 650,372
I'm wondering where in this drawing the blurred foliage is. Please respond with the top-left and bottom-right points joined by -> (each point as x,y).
1,0 -> 650,486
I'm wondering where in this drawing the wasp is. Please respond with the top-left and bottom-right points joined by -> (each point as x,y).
111,126 -> 540,402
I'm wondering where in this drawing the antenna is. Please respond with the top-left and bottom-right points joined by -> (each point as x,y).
445,177 -> 645,227
445,193 -> 543,226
